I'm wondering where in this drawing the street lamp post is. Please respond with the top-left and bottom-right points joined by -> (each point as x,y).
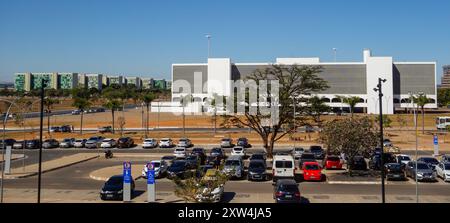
409,92 -> 419,203
374,77 -> 387,203
37,79 -> 47,203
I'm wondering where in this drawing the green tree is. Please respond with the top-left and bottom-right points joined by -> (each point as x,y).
306,96 -> 331,128
222,65 -> 328,158
338,96 -> 361,118
72,97 -> 91,135
141,92 -> 155,138
437,88 -> 450,107
319,117 -> 378,174
413,93 -> 430,134
103,100 -> 122,134
375,114 -> 392,129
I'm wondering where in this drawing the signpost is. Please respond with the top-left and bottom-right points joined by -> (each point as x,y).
433,134 -> 439,156
4,146 -> 11,174
123,161 -> 132,202
146,162 -> 156,203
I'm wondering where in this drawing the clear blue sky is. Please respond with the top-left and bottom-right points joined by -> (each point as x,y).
1,0 -> 449,83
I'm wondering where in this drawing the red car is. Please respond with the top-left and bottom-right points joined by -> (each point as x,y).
323,155 -> 343,170
302,162 -> 323,181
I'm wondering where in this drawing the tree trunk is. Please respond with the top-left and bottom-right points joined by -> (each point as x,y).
183,106 -> 185,136
146,104 -> 150,138
80,111 -> 83,135
422,107 -> 425,134
262,137 -> 270,158
112,110 -> 115,134
47,109 -> 50,133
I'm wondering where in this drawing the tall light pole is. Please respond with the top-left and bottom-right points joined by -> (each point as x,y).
373,77 -> 387,203
409,92 -> 419,203
333,48 -> 337,62
37,78 -> 48,203
205,34 -> 212,58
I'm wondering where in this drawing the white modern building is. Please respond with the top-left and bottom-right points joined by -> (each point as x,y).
171,49 -> 437,115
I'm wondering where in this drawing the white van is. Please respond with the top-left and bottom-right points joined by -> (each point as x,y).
272,155 -> 296,182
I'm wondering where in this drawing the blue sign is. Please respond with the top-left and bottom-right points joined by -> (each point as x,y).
434,135 -> 438,145
147,170 -> 155,184
123,162 -> 132,184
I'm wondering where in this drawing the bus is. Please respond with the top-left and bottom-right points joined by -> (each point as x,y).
436,117 -> 450,130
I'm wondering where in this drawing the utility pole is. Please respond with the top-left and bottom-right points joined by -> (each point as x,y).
38,78 -> 47,203
374,77 -> 387,203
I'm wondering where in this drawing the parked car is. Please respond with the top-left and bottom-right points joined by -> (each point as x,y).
273,179 -> 301,203
417,157 -> 440,170
25,139 -> 40,149
291,147 -> 305,159
85,136 -> 104,149
383,139 -> 393,147
302,162 -> 323,181
349,156 -> 367,170
100,138 -> 117,148
441,154 -> 450,163
167,160 -> 191,179
0,138 -> 16,148
73,139 -> 87,148
231,147 -> 246,157
71,110 -> 81,115
195,165 -> 215,179
195,169 -> 225,203
13,141 -> 24,149
223,155 -> 245,179
98,126 -> 113,134
100,175 -> 135,200
249,153 -> 266,162
117,137 -> 134,148
272,154 -> 295,182
323,155 -> 343,170
191,148 -> 206,164
384,163 -> 406,181
206,156 -> 223,167
309,145 -> 325,159
185,155 -> 201,169
298,152 -> 316,167
248,160 -> 268,181
142,138 -> 158,149
60,138 -> 75,148
369,153 -> 397,170
173,147 -> 187,159
436,162 -> 450,182
42,139 -> 59,149
395,154 -> 412,166
141,160 -> 169,179
220,138 -> 233,148
49,126 -> 60,132
406,161 -> 437,181
236,137 -> 250,148
161,155 -> 176,166
60,125 -> 72,133
177,138 -> 193,148
210,148 -> 225,159
159,138 -> 174,148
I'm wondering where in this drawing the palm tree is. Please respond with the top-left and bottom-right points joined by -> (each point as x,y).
43,97 -> 58,132
180,94 -> 193,136
141,92 -> 155,138
103,100 -> 122,134
339,96 -> 361,118
413,93 -> 430,134
72,97 -> 91,135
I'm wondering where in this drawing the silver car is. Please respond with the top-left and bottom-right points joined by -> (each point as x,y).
223,156 -> 244,179
220,138 -> 233,148
405,161 -> 437,181
177,138 -> 193,148
141,160 -> 169,179
292,147 -> 305,159
60,138 -> 75,148
85,136 -> 104,149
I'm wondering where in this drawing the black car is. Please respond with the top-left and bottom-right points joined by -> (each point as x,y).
191,148 -> 206,164
167,160 -> 191,179
273,179 -> 301,203
60,125 -> 72,133
417,157 -> 440,170
185,155 -> 201,169
249,153 -> 267,162
384,163 -> 406,181
248,160 -> 268,181
349,156 -> 367,170
369,153 -> 397,170
210,148 -> 225,159
0,138 -> 16,149
25,139 -> 40,149
236,138 -> 250,148
100,175 -> 135,200
298,153 -> 316,167
117,137 -> 134,148
309,146 -> 325,159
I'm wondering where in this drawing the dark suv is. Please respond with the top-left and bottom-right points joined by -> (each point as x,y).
369,153 -> 397,170
25,139 -> 40,149
117,137 -> 134,148
236,138 -> 250,148
349,156 -> 367,170
0,138 -> 16,149
100,175 -> 135,201
273,179 -> 301,203
309,145 -> 325,159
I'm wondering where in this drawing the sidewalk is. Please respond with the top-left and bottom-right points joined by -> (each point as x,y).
0,153 -> 99,179
0,154 -> 25,162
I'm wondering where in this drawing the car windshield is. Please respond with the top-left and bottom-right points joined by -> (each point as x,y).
417,163 -> 431,169
103,139 -> 111,142
399,156 -> 410,161
251,155 -> 264,160
75,140 -> 83,142
310,146 -> 322,151
225,160 -> 240,166
388,165 -> 402,171
301,154 -> 315,159
63,139 -> 71,142
420,158 -> 438,163
145,139 -> 154,142
151,162 -> 161,168
234,148 -> 243,151
106,177 -> 122,186
294,148 -> 304,151
305,164 -> 320,170
161,139 -> 169,142
193,149 -> 203,152
212,149 -> 221,153
327,157 -> 340,161
249,162 -> 265,169
445,164 -> 450,169
275,161 -> 293,168
179,139 -> 187,142
175,149 -> 185,152
278,184 -> 298,192
89,137 -> 98,140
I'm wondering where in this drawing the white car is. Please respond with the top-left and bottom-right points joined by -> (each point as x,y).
231,147 -> 246,157
173,147 -> 187,158
177,138 -> 193,147
272,154 -> 295,182
141,160 -> 168,179
436,162 -> 450,182
142,138 -> 158,149
396,154 -> 412,166
159,138 -> 174,148
100,138 -> 116,148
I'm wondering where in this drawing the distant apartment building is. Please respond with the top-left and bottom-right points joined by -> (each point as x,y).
14,72 -> 31,91
141,77 -> 154,89
108,75 -> 124,86
441,65 -> 450,89
32,72 -> 58,90
125,77 -> 141,89
58,73 -> 78,89
85,74 -> 103,90
153,79 -> 166,90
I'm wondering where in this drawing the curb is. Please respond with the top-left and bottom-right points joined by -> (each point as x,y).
327,181 -> 381,185
3,155 -> 99,179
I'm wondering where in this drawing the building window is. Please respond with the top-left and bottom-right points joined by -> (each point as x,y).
401,98 -> 411,103
320,98 -> 331,103
331,98 -> 341,103
393,98 -> 400,104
